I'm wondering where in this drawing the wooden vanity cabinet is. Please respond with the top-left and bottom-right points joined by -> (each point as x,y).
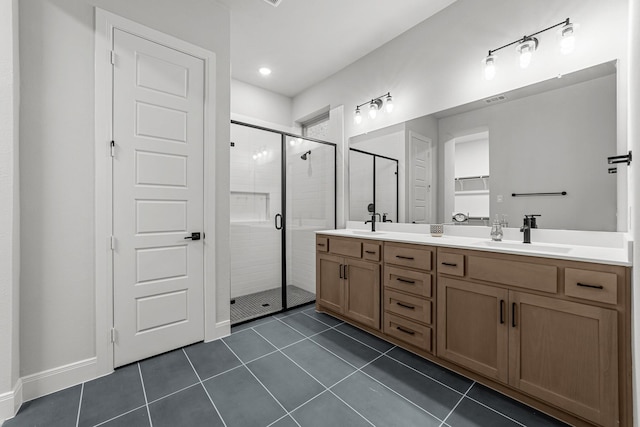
382,242 -> 435,352
437,247 -> 624,427
316,235 -> 381,330
316,235 -> 631,427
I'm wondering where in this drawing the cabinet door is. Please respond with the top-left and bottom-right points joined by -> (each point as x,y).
437,277 -> 508,383
344,259 -> 381,329
509,292 -> 618,426
316,253 -> 344,314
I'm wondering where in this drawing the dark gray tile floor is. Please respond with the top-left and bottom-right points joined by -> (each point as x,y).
2,304 -> 571,427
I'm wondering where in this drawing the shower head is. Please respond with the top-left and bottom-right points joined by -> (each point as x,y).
301,150 -> 311,160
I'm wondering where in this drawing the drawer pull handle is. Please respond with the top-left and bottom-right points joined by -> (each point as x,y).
339,264 -> 343,279
317,243 -> 326,247
441,262 -> 458,267
500,300 -> 505,324
577,282 -> 604,290
396,326 -> 416,336
396,255 -> 415,260
344,265 -> 348,280
365,250 -> 376,254
396,302 -> 415,310
396,278 -> 415,284
512,303 -> 517,328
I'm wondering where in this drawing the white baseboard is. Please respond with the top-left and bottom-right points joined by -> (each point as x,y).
206,320 -> 231,342
21,357 -> 101,403
0,378 -> 23,423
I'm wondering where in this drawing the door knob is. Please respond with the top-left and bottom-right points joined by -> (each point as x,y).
184,232 -> 201,241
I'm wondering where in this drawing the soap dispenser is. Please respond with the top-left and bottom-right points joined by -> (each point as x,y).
490,214 -> 503,241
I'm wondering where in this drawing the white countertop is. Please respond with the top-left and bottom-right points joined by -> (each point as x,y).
316,224 -> 633,267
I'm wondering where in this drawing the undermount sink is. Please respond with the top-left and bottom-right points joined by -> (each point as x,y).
473,240 -> 573,254
348,230 -> 387,235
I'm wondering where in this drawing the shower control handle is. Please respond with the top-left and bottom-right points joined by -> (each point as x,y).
274,213 -> 283,230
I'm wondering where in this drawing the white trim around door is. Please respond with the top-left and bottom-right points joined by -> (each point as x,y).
94,8 -> 218,377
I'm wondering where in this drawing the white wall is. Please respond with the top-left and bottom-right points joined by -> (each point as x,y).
293,0 -> 627,141
438,74 -> 616,231
0,0 -> 20,419
18,0 -> 230,380
231,79 -> 295,132
628,1 -> 640,425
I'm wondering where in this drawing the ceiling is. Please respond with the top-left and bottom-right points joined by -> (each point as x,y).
225,0 -> 457,98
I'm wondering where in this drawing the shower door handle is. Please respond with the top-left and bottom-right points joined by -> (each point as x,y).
275,213 -> 283,230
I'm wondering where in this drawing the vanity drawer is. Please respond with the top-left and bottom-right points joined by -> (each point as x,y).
564,268 -> 617,305
384,243 -> 432,271
438,253 -> 465,277
316,236 -> 328,252
384,289 -> 432,325
468,255 -> 558,294
363,242 -> 381,262
385,266 -> 432,298
329,238 -> 362,258
384,313 -> 432,352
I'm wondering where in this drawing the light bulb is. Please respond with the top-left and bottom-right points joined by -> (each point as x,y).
483,55 -> 496,80
519,50 -> 532,68
369,102 -> 378,119
354,107 -> 362,124
258,67 -> 271,76
516,37 -> 537,69
289,139 -> 296,146
252,154 -> 257,160
559,23 -> 575,55
385,95 -> 394,113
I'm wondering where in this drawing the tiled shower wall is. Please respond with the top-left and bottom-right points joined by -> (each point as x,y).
286,140 -> 335,295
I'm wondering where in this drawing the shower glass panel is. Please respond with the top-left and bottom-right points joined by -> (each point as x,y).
375,157 -> 398,222
230,121 -> 337,324
286,137 -> 336,310
349,150 -> 374,221
230,123 -> 282,323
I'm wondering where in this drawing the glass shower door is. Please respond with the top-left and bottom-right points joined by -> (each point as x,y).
229,123 -> 283,323
285,137 -> 336,310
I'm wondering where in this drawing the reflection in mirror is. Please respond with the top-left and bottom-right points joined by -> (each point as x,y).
349,148 -> 399,222
348,61 -> 619,231
448,131 -> 490,225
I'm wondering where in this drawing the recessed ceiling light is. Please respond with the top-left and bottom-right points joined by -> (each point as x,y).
259,67 -> 272,76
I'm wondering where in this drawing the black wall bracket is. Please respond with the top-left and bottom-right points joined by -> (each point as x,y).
607,151 -> 632,165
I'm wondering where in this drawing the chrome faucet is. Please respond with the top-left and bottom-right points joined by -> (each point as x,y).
520,214 -> 541,244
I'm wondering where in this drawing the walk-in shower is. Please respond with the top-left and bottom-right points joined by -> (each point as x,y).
229,121 -> 336,324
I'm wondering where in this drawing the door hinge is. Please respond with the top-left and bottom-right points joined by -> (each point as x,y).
110,140 -> 115,157
110,236 -> 116,251
109,50 -> 115,65
110,328 -> 117,343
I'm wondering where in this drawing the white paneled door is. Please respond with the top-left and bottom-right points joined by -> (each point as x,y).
112,29 -> 205,367
409,133 -> 432,224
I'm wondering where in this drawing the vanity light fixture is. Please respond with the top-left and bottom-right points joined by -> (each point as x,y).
559,21 -> 576,55
354,107 -> 363,124
516,36 -> 538,68
368,98 -> 383,119
483,18 -> 576,80
354,92 -> 393,124
483,54 -> 497,80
